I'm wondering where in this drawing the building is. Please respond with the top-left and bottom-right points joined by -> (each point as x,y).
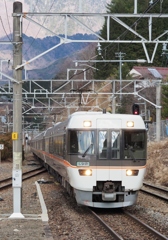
129,66 -> 168,80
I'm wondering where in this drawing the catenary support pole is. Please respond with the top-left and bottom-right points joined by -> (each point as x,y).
156,81 -> 161,142
9,1 -> 24,219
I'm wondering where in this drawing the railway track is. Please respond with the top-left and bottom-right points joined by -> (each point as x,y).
0,167 -> 47,190
141,182 -> 168,201
90,208 -> 168,240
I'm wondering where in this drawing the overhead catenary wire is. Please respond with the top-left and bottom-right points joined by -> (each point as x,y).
0,15 -> 13,63
68,0 -> 164,89
21,0 -> 163,81
0,16 -> 12,42
60,1 -> 161,82
23,0 -> 56,58
3,0 -> 12,41
96,0 -> 161,60
24,0 -> 39,36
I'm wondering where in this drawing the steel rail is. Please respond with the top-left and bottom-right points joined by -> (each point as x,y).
124,211 -> 168,240
0,167 -> 46,190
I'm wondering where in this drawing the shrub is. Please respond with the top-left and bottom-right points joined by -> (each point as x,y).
0,133 -> 13,161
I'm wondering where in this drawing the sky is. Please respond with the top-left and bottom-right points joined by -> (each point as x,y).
0,0 -> 111,38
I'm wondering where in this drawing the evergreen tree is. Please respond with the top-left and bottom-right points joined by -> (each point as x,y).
95,0 -> 168,79
162,85 -> 168,119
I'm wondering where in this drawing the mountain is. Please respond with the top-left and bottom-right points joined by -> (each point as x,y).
0,0 -> 110,79
0,0 -> 111,38
0,33 -> 97,79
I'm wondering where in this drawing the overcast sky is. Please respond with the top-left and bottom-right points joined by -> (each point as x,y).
0,0 -> 111,38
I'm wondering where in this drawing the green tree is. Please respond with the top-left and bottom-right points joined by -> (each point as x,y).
161,85 -> 168,119
95,0 -> 168,80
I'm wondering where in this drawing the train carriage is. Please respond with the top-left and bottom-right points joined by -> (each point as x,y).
31,111 -> 147,208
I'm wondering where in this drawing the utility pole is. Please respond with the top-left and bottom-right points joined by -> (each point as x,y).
9,1 -> 24,219
156,81 -> 161,142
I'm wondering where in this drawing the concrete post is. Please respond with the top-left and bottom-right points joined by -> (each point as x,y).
156,81 -> 161,142
9,1 -> 24,219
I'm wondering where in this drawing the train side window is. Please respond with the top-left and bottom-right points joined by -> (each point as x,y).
49,137 -> 54,154
111,131 -> 120,159
99,131 -> 107,158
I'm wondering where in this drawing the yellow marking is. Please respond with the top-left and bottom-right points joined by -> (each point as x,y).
12,132 -> 18,140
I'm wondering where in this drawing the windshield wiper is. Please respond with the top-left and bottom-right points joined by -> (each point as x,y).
82,143 -> 93,157
127,145 -> 136,161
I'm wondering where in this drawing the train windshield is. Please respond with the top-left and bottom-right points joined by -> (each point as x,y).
99,130 -> 120,159
124,130 -> 146,159
69,130 -> 94,154
98,129 -> 146,160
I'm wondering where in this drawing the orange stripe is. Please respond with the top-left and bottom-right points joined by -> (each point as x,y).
34,149 -> 146,170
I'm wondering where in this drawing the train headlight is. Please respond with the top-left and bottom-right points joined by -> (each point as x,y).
79,169 -> 92,176
126,169 -> 139,176
127,121 -> 134,127
83,120 -> 92,127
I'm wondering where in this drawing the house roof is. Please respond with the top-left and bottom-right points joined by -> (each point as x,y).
129,66 -> 168,80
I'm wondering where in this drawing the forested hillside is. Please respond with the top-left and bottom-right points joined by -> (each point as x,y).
95,0 -> 168,80
93,0 -> 168,118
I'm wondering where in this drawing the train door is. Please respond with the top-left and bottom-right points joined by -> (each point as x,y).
109,130 -> 122,180
97,129 -> 110,180
97,129 -> 122,180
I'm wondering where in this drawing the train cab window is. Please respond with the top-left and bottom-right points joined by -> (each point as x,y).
69,130 -> 94,155
124,130 -> 146,159
69,131 -> 78,153
99,131 -> 107,158
111,131 -> 120,159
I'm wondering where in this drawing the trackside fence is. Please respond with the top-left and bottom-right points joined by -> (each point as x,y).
148,120 -> 168,141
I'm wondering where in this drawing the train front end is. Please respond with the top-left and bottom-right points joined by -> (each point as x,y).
66,112 -> 147,208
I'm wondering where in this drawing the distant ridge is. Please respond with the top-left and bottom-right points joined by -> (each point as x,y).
0,33 -> 97,79
0,0 -> 110,38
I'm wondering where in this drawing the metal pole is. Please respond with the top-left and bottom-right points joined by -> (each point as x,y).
9,1 -> 24,219
115,52 -> 125,103
119,56 -> 122,102
134,0 -> 138,14
156,82 -> 161,142
79,0 -> 82,12
112,81 -> 116,114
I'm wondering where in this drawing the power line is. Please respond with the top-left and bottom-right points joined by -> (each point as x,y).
0,16 -> 12,42
3,0 -> 12,41
86,0 -> 163,76
24,0 -> 39,36
70,1 -> 162,82
23,0 -> 56,58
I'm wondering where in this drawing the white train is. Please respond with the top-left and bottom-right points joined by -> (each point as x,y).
31,111 -> 147,208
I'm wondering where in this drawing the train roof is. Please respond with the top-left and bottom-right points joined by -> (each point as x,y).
70,111 -> 111,116
32,112 -> 146,140
67,112 -> 146,129
32,131 -> 46,140
45,127 -> 54,137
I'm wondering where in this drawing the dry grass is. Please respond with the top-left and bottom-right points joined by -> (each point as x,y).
0,133 -> 25,162
145,140 -> 168,187
0,133 -> 13,161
